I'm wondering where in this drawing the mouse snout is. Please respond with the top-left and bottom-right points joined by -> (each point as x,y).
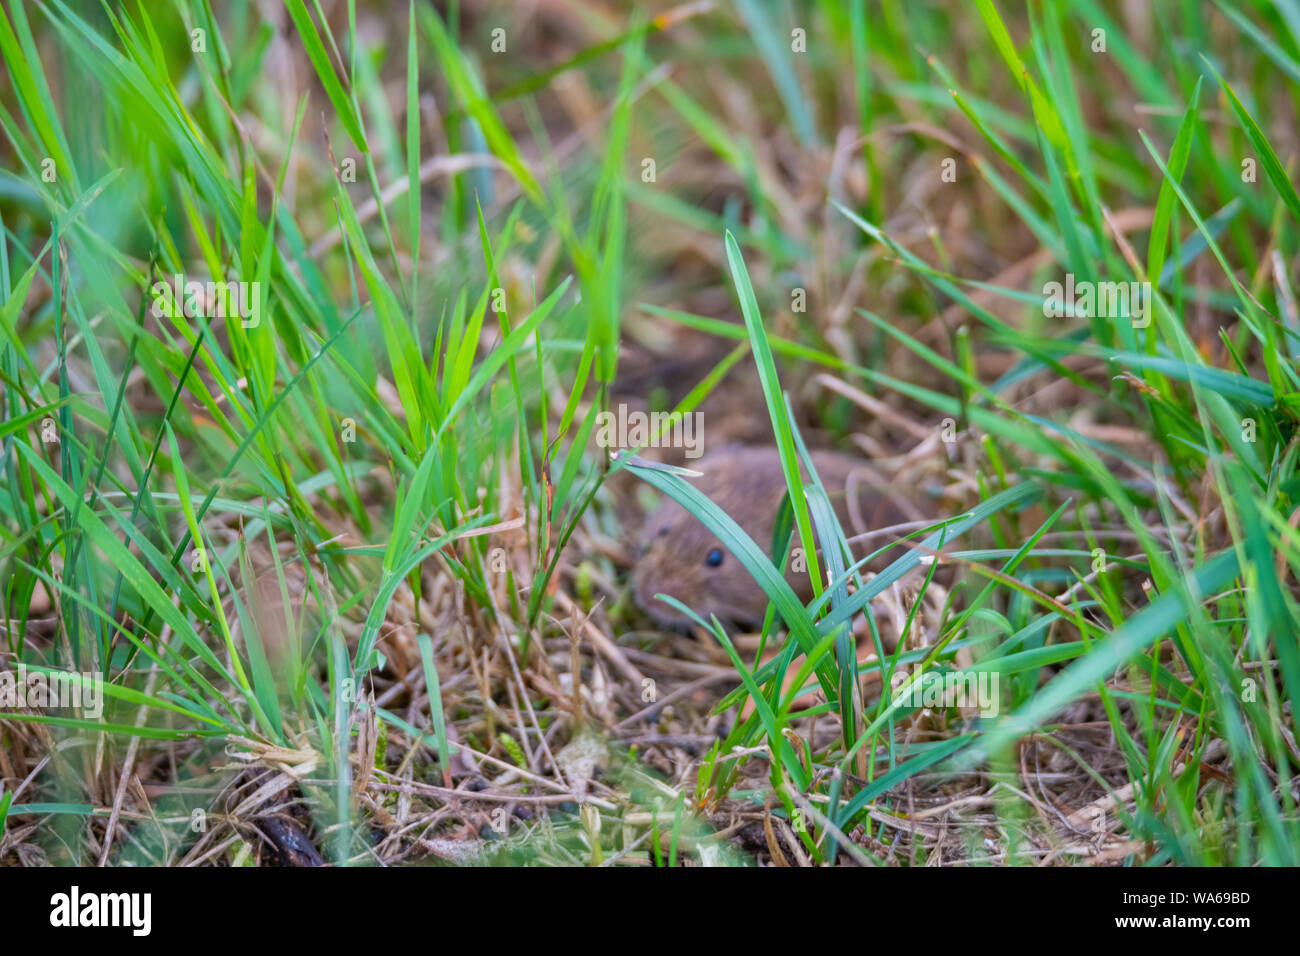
632,550 -> 695,626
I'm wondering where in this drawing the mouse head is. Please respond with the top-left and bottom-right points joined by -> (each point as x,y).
628,444 -> 909,629
633,494 -> 777,629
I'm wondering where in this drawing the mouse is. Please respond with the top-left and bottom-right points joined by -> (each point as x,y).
632,444 -> 917,628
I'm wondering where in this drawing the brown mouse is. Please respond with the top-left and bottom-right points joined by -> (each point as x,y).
632,445 -> 918,628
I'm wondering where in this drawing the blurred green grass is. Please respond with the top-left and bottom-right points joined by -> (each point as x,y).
0,0 -> 1297,866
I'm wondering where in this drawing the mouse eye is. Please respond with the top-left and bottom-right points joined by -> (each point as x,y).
705,548 -> 724,568
657,523 -> 672,537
